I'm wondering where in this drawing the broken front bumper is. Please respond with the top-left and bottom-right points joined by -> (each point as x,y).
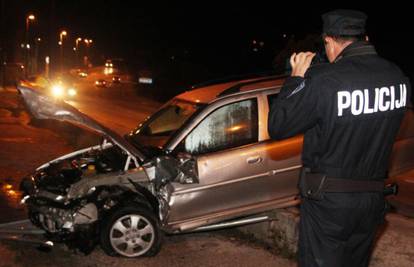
24,196 -> 98,234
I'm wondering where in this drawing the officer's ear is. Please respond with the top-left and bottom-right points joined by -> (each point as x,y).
323,36 -> 335,47
323,36 -> 336,62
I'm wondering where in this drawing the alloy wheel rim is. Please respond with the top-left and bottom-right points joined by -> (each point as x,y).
109,214 -> 155,257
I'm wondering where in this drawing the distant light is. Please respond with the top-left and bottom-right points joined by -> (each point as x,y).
28,14 -> 35,20
26,44 -> 31,49
139,77 -> 153,84
45,241 -> 54,247
104,67 -> 113,75
6,189 -> 17,197
3,184 -> 12,190
73,47 -> 77,51
61,30 -> 67,36
283,34 -> 287,38
89,39 -> 93,43
252,40 -> 257,44
20,195 -> 30,204
37,37 -> 41,42
95,80 -> 106,86
20,43 -> 25,48
55,195 -> 65,201
253,48 -> 258,52
77,37 -> 82,42
45,56 -> 50,64
84,39 -> 89,44
68,88 -> 77,96
58,41 -> 62,46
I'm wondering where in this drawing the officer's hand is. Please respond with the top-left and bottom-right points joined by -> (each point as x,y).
290,52 -> 316,78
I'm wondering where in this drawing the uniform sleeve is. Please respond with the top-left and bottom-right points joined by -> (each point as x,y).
268,75 -> 321,140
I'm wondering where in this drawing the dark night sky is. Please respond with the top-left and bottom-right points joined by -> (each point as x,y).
1,1 -> 413,83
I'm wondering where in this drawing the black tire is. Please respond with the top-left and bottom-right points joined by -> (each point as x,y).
100,205 -> 162,257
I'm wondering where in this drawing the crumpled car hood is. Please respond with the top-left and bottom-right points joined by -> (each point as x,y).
18,85 -> 146,162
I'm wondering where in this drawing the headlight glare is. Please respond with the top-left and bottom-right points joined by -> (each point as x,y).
51,85 -> 64,97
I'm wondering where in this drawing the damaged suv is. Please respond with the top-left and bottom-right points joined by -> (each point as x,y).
17,75 -> 414,258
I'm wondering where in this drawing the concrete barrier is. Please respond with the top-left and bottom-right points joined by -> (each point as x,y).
237,207 -> 300,258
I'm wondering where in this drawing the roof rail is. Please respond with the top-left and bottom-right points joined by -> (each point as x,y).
190,71 -> 282,90
216,74 -> 287,98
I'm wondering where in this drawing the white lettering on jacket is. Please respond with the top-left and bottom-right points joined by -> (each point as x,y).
337,84 -> 407,117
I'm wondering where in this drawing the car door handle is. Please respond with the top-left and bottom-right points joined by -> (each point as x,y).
247,156 -> 262,164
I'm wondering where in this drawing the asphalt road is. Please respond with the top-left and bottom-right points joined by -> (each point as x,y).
69,67 -> 162,135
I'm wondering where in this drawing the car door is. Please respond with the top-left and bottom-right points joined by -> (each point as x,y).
262,92 -> 302,199
166,97 -> 272,224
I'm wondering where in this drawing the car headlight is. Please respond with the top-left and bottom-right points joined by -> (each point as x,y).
68,88 -> 77,96
51,85 -> 64,97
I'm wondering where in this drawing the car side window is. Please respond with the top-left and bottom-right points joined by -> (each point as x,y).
182,98 -> 258,155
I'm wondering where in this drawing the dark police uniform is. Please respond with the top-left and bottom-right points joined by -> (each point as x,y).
268,10 -> 411,267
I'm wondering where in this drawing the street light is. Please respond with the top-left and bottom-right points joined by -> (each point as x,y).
75,38 -> 82,66
59,30 -> 67,72
25,14 -> 35,77
34,37 -> 41,74
25,14 -> 35,44
76,37 -> 82,47
59,30 -> 67,41
26,14 -> 35,36
84,39 -> 93,67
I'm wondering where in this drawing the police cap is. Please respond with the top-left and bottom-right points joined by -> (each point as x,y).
322,9 -> 367,36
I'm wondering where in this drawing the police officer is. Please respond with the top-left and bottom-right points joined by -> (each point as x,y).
268,9 -> 411,267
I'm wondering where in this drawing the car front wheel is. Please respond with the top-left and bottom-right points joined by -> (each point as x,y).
100,206 -> 162,257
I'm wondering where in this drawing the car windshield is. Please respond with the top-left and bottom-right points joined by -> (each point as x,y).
128,99 -> 203,148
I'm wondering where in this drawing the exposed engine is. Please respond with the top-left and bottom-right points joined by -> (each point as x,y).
19,142 -> 198,252
19,144 -> 130,239
21,145 -> 127,196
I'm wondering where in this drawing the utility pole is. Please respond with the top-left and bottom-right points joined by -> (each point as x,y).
59,30 -> 67,72
25,14 -> 35,77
